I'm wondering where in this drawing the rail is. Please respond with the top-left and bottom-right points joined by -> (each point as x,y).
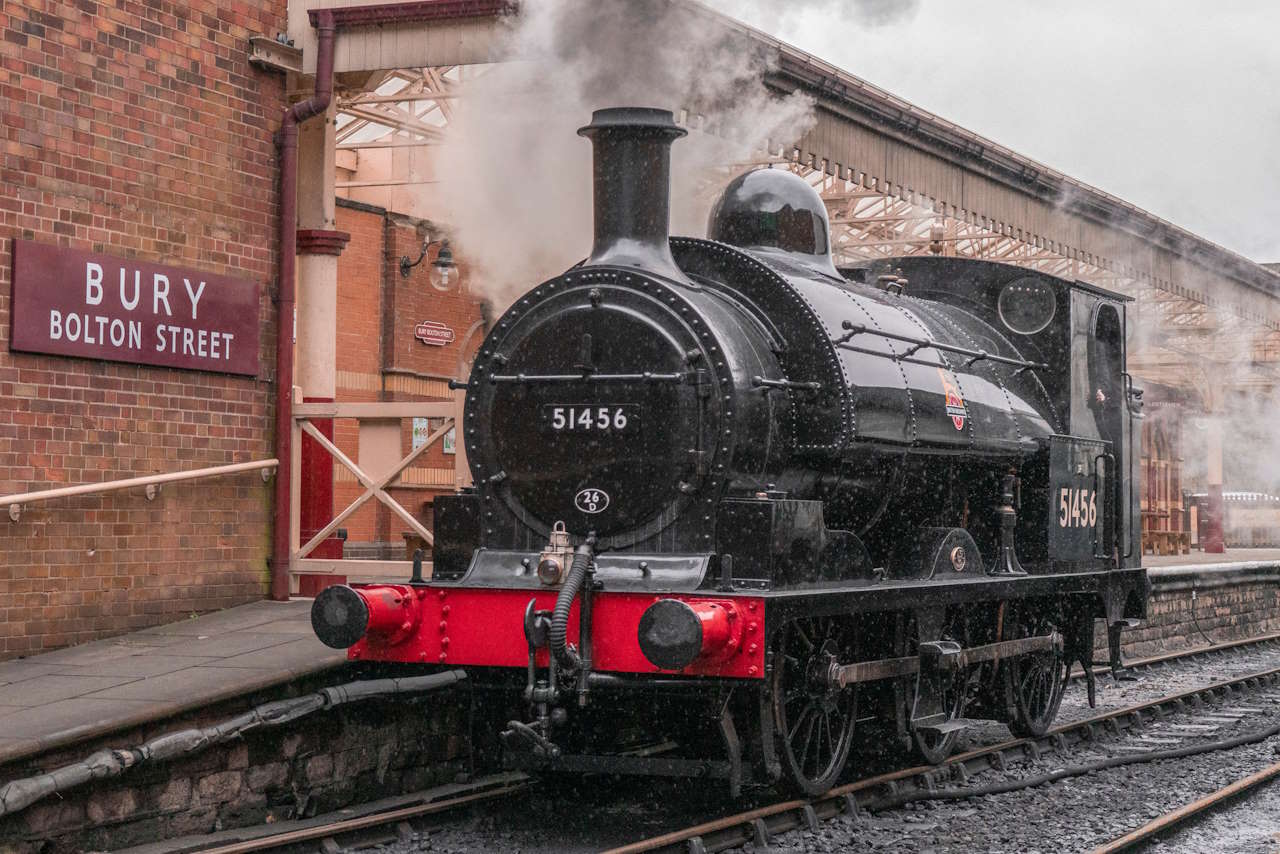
1,459 -> 278,523
1093,758 -> 1280,852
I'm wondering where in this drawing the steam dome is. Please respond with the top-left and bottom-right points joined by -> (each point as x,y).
707,168 -> 840,279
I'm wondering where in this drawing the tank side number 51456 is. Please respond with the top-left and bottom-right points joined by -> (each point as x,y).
542,404 -> 638,434
1058,487 -> 1097,528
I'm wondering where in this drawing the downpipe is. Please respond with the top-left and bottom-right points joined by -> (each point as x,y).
270,11 -> 335,600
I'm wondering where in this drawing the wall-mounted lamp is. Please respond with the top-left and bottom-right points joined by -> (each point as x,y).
400,238 -> 456,290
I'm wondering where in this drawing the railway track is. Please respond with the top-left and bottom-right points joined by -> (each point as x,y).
608,634 -> 1280,854
1076,631 -> 1280,683
136,634 -> 1280,854
1092,759 -> 1280,853
125,774 -> 531,854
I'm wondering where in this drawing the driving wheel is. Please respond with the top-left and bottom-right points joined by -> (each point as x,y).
895,613 -> 968,765
1004,628 -> 1067,738
771,616 -> 857,796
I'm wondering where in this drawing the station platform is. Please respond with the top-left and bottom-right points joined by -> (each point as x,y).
1145,547 -> 1280,568
0,600 -> 345,766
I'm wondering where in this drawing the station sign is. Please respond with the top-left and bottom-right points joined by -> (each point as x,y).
414,320 -> 455,347
8,240 -> 261,376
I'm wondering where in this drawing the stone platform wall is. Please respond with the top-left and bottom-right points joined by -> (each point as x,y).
1120,563 -> 1280,659
0,668 -> 469,854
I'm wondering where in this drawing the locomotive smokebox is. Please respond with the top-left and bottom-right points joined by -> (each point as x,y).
578,107 -> 687,280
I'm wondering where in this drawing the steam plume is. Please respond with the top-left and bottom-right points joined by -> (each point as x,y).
434,0 -> 816,309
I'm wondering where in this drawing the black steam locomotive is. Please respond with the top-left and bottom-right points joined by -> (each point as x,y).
313,107 -> 1148,796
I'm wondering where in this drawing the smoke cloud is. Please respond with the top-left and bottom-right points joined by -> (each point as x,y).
434,0 -> 816,308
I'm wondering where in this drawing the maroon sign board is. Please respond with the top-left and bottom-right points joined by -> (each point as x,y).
9,239 -> 261,376
414,320 -> 455,347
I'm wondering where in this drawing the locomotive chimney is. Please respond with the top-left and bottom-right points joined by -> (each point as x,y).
577,107 -> 688,280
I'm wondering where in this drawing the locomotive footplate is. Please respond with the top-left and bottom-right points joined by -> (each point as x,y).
761,566 -> 1149,624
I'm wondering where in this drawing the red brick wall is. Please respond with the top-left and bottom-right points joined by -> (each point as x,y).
332,204 -> 383,545
388,225 -> 486,380
0,0 -> 285,657
330,201 -> 485,555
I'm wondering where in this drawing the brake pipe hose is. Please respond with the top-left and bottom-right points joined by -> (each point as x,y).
550,535 -> 597,672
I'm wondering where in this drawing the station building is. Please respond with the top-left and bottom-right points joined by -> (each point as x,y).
2,0 -> 1279,660
0,0 -> 287,656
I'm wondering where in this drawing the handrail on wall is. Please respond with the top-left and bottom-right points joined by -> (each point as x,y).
1,459 -> 278,522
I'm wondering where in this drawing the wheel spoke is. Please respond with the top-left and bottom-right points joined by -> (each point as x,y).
819,713 -> 832,776
799,710 -> 818,774
822,712 -> 834,770
821,618 -> 836,643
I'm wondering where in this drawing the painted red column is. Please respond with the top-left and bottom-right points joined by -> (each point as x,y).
1203,415 -> 1225,554
297,226 -> 350,595
300,393 -> 343,561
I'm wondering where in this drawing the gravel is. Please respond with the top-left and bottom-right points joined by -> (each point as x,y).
757,668 -> 1280,852
758,733 -> 1280,853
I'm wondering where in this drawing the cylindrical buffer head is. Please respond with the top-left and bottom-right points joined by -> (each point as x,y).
311,585 -> 370,649
637,598 -> 732,671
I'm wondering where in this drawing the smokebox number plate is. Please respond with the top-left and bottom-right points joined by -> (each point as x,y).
541,404 -> 640,435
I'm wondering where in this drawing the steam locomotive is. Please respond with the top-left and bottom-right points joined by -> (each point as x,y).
312,107 -> 1149,796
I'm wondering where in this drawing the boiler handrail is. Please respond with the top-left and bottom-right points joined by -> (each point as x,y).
1,459 -> 278,508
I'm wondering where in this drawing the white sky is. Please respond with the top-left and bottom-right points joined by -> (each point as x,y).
717,0 -> 1280,263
